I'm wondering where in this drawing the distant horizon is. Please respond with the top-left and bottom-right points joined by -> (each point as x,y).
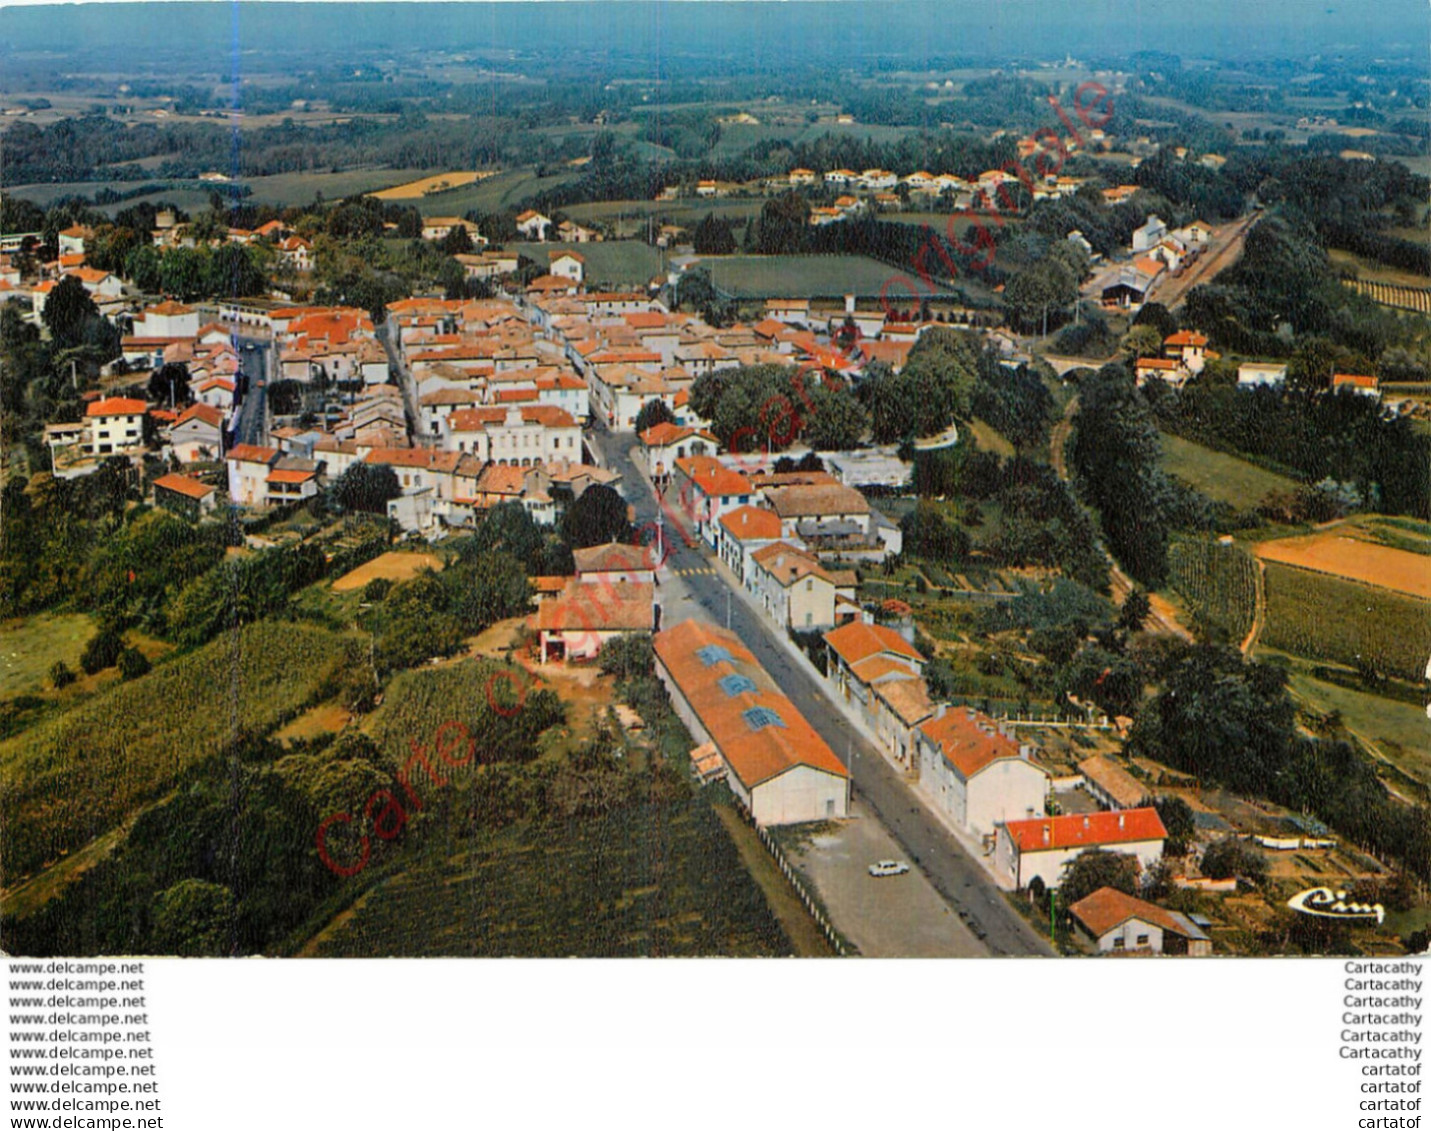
1,0 -> 1426,61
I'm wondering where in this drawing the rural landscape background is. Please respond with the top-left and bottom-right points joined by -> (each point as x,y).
1,0 -> 1429,960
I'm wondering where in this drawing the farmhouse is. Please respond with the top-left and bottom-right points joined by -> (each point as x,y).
916,707 -> 1050,838
152,472 -> 217,518
996,808 -> 1168,892
533,580 -> 655,663
653,620 -> 850,826
1068,887 -> 1212,956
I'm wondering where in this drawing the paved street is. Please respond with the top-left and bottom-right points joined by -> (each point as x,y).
591,424 -> 1054,958
232,334 -> 271,447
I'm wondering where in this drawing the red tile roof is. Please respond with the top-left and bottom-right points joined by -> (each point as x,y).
153,472 -> 215,500
1069,886 -> 1207,942
822,621 -> 923,667
675,455 -> 751,498
267,468 -> 317,485
573,542 -> 652,575
719,505 -> 782,542
919,708 -> 1030,781
175,403 -> 224,428
653,620 -> 848,789
534,580 -> 654,633
86,397 -> 147,417
1004,808 -> 1167,853
1164,330 -> 1208,347
227,443 -> 279,464
1332,373 -> 1379,389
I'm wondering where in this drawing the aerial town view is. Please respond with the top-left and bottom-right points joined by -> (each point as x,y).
1,0 -> 1428,961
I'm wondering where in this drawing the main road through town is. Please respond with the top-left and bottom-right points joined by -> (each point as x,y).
588,425 -> 1054,958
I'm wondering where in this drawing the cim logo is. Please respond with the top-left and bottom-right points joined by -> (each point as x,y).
1286,886 -> 1386,925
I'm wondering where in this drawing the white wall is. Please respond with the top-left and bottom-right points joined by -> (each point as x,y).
751,764 -> 848,826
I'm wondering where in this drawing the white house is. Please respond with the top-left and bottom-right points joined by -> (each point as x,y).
1069,887 -> 1212,956
168,402 -> 225,463
1131,215 -> 1168,253
748,541 -> 839,631
85,397 -> 148,456
638,421 -> 717,480
672,455 -> 756,549
653,619 -> 850,826
550,251 -> 585,284
996,808 -> 1168,892
134,300 -> 200,339
225,443 -> 280,507
718,504 -> 786,586
516,210 -> 553,241
916,706 -> 1050,839
534,580 -> 654,663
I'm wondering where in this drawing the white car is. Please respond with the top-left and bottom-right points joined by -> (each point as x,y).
868,860 -> 910,877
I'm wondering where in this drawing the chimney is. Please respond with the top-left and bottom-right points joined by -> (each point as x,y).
844,293 -> 856,315
935,703 -> 947,720
1042,825 -> 1050,845
1118,812 -> 1125,829
1083,816 -> 1090,831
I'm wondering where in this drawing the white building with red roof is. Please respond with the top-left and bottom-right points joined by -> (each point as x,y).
226,443 -> 280,507
996,808 -> 1168,892
638,421 -> 717,480
916,706 -> 1050,838
134,300 -> 200,340
823,619 -> 931,765
168,402 -> 226,463
671,455 -> 756,549
516,210 -> 552,241
153,472 -> 218,517
85,397 -> 149,456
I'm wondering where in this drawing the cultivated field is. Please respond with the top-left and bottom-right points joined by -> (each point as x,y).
331,550 -> 443,592
369,170 -> 491,200
1167,537 -> 1259,643
307,796 -> 792,957
1258,561 -> 1431,680
0,622 -> 350,885
1288,670 -> 1431,789
1255,532 -> 1431,600
1160,432 -> 1300,507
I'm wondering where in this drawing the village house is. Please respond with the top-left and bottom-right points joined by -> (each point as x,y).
168,402 -> 226,463
718,504 -> 786,585
534,580 -> 655,663
638,421 -> 717,482
516,210 -> 553,241
1331,373 -> 1381,400
1131,215 -> 1168,253
823,620 -> 929,761
671,455 -> 756,549
996,808 -> 1168,892
1068,887 -> 1212,956
85,397 -> 148,456
152,472 -> 218,519
276,235 -> 313,272
762,480 -> 881,558
225,443 -> 280,507
134,300 -> 200,340
444,404 -> 582,465
1163,330 -> 1209,374
557,220 -> 600,243
748,541 -> 842,631
573,541 -> 656,587
653,620 -> 850,826
194,377 -> 237,412
421,217 -> 484,244
916,707 -> 1050,839
549,251 -> 585,285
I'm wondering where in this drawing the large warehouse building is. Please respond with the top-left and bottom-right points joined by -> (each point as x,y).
653,619 -> 850,826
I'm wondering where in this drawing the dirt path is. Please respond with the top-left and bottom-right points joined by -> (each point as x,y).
711,806 -> 834,958
1241,558 -> 1267,655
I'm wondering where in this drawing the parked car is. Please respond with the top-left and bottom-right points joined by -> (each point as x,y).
868,860 -> 910,877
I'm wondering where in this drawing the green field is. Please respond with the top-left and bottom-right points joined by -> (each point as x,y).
703,253 -> 953,299
1168,537 -> 1259,643
0,622 -> 351,885
1260,562 -> 1431,681
538,240 -> 664,288
563,197 -> 766,236
1288,670 -> 1431,788
1160,432 -> 1300,507
0,613 -> 96,698
308,796 -> 792,957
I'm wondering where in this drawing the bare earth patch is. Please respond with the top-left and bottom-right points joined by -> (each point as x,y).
1254,533 -> 1431,600
332,551 -> 444,592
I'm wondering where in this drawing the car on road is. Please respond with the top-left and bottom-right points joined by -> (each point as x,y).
868,860 -> 910,877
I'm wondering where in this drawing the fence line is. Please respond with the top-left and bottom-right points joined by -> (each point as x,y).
732,797 -> 850,957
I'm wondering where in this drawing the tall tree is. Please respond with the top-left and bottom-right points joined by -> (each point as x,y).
560,484 -> 633,548
41,275 -> 99,349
